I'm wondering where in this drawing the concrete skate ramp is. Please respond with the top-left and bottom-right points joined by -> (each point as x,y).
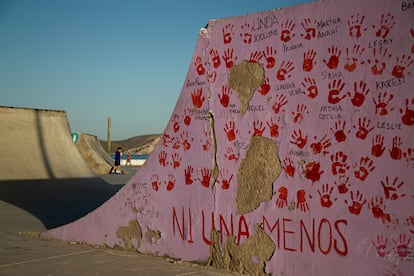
75,132 -> 113,174
44,0 -> 414,275
0,106 -> 95,180
0,107 -> 122,229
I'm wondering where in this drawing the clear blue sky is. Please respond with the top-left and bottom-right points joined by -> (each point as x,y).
0,0 -> 313,140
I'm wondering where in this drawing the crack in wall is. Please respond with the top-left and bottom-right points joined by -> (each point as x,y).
209,110 -> 219,188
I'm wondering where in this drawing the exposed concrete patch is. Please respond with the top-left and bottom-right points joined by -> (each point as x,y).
145,226 -> 161,244
116,220 -> 142,251
236,136 -> 281,214
228,60 -> 265,114
208,224 -> 276,275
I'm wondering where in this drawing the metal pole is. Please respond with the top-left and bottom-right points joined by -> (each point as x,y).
107,116 -> 111,153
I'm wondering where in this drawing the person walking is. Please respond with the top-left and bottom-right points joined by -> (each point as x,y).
126,151 -> 132,166
114,147 -> 123,173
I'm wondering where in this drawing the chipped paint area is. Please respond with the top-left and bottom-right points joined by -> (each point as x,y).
209,224 -> 275,275
237,136 -> 281,214
145,226 -> 161,244
228,61 -> 265,114
116,220 -> 142,251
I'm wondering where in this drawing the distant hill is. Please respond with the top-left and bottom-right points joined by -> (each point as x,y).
100,134 -> 161,154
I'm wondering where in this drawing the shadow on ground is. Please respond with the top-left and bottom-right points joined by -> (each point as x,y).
0,177 -> 123,229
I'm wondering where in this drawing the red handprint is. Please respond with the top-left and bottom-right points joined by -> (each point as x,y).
240,22 -> 253,44
219,169 -> 233,190
194,56 -> 205,76
292,104 -> 308,124
354,156 -> 375,181
318,184 -> 336,208
347,13 -> 367,38
400,98 -> 414,126
276,60 -> 295,80
222,23 -> 234,44
224,146 -> 240,161
392,234 -> 412,258
172,152 -> 181,169
303,161 -> 324,183
372,235 -> 390,257
201,130 -> 212,151
166,173 -> 175,191
207,70 -> 216,83
224,121 -> 238,142
185,166 -> 194,185
370,196 -> 391,224
251,120 -> 265,137
151,173 -> 159,191
392,54 -> 413,78
300,18 -> 316,40
263,46 -> 277,68
272,94 -> 288,113
219,85 -> 232,107
191,88 -> 205,108
328,79 -> 347,104
323,45 -> 342,70
347,190 -> 367,216
303,49 -> 317,72
274,186 -> 288,208
290,129 -> 308,149
403,147 -> 414,168
249,50 -> 263,63
301,77 -> 318,99
330,120 -> 349,143
348,80 -> 369,107
267,117 -> 280,138
162,133 -> 171,147
344,44 -> 365,72
381,176 -> 405,200
183,108 -> 193,126
297,189 -> 309,212
354,117 -> 374,140
374,13 -> 395,39
335,176 -> 350,194
310,134 -> 331,155
283,157 -> 295,178
373,91 -> 394,116
371,134 -> 385,157
280,20 -> 296,42
367,47 -> 392,75
209,49 -> 221,69
199,167 -> 212,188
172,114 -> 181,133
171,136 -> 181,150
389,136 -> 403,160
222,48 -> 237,69
180,131 -> 192,151
331,151 -> 350,175
258,77 -> 270,96
158,150 -> 167,167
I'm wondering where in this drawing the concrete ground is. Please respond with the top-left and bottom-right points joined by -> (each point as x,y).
0,167 -> 239,276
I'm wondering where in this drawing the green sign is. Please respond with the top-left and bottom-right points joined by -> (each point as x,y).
72,133 -> 79,144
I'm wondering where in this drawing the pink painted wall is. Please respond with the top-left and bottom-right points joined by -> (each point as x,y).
45,0 -> 414,274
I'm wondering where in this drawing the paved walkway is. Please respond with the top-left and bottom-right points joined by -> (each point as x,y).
0,168 -> 239,276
